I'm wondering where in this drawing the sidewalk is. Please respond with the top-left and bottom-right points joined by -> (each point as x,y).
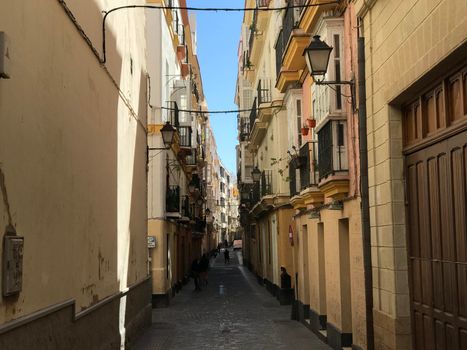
132,250 -> 331,350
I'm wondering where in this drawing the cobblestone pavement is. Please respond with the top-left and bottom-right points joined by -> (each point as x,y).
132,250 -> 331,350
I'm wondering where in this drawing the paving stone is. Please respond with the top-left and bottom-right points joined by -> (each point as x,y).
132,250 -> 331,350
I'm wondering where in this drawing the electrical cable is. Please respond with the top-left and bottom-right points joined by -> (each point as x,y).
101,1 -> 340,63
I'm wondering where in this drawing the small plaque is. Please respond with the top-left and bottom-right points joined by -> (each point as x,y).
147,236 -> 156,248
3,235 -> 24,296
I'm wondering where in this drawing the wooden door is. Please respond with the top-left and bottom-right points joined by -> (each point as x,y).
406,129 -> 467,349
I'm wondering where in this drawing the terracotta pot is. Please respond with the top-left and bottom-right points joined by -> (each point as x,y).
306,119 -> 316,128
301,127 -> 309,136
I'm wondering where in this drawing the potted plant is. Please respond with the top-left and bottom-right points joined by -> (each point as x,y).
306,118 -> 316,128
301,125 -> 309,136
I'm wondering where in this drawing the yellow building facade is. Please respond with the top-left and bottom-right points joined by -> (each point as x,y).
354,0 -> 467,349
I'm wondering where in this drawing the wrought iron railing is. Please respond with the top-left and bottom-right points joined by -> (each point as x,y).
257,79 -> 272,105
249,98 -> 258,132
166,185 -> 180,213
193,217 -> 206,233
182,195 -> 191,218
298,141 -> 319,189
166,101 -> 179,128
178,126 -> 191,148
275,29 -> 285,79
318,121 -> 346,179
240,118 -> 250,141
261,170 -> 273,197
289,165 -> 298,197
185,149 -> 197,166
256,0 -> 271,7
275,0 -> 306,79
252,181 -> 260,205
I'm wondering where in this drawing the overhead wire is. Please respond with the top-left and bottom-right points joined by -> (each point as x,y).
101,1 -> 340,62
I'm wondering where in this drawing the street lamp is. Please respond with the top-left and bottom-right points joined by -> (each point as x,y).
251,167 -> 261,183
303,35 -> 355,110
304,35 -> 333,78
148,121 -> 176,150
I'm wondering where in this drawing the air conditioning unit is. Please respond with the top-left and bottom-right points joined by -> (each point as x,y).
0,32 -> 10,79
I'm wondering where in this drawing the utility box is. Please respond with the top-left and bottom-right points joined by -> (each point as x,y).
0,32 -> 10,79
2,235 -> 24,297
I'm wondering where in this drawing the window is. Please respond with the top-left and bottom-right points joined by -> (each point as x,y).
334,34 -> 342,110
296,99 -> 302,146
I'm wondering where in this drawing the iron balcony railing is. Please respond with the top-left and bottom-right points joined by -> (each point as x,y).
166,185 -> 180,213
185,149 -> 197,166
318,120 -> 347,179
288,141 -> 319,196
182,195 -> 192,218
178,126 -> 192,148
289,164 -> 298,197
240,118 -> 250,141
166,101 -> 179,128
299,141 -> 319,190
252,181 -> 261,205
256,0 -> 271,7
275,29 -> 285,79
249,98 -> 258,133
248,10 -> 257,55
193,217 -> 206,233
261,170 -> 273,197
275,0 -> 306,79
257,79 -> 272,105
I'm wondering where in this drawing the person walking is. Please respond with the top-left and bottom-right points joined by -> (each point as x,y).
199,254 -> 210,287
191,258 -> 201,291
224,248 -> 230,265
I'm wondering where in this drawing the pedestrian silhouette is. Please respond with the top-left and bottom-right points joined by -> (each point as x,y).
224,249 -> 230,264
280,266 -> 291,289
191,258 -> 201,291
199,254 -> 209,287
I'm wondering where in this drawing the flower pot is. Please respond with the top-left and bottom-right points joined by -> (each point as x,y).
301,127 -> 309,136
306,119 -> 316,128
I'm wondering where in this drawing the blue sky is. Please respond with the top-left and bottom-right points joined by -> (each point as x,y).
188,0 -> 244,176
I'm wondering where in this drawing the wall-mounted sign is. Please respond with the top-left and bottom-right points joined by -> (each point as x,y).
147,236 -> 157,249
288,225 -> 294,246
3,234 -> 24,296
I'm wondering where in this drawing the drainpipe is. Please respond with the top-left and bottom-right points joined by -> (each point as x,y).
358,31 -> 374,349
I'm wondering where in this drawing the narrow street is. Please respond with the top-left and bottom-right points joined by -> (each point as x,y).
133,250 -> 330,350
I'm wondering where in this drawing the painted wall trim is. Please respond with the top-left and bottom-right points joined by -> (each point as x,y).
0,275 -> 151,334
0,299 -> 75,335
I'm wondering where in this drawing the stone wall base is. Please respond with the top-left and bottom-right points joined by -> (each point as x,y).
373,309 -> 411,350
0,278 -> 152,350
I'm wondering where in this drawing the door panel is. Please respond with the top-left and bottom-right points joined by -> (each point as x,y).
406,130 -> 467,350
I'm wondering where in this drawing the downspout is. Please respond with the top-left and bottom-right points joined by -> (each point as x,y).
358,28 -> 374,350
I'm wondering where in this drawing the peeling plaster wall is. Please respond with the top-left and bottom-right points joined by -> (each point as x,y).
0,0 -> 149,332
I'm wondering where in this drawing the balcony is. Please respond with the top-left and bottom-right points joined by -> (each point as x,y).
289,142 -> 323,208
166,185 -> 180,213
317,120 -> 349,200
239,117 -> 250,142
167,101 -> 179,128
185,149 -> 197,166
248,98 -> 267,149
181,195 -> 193,221
246,1 -> 272,69
260,170 -> 273,197
249,98 -> 257,132
257,79 -> 272,106
275,1 -> 310,92
192,217 -> 206,235
178,126 -> 192,149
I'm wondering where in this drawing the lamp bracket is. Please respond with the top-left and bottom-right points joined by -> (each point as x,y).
315,79 -> 356,112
